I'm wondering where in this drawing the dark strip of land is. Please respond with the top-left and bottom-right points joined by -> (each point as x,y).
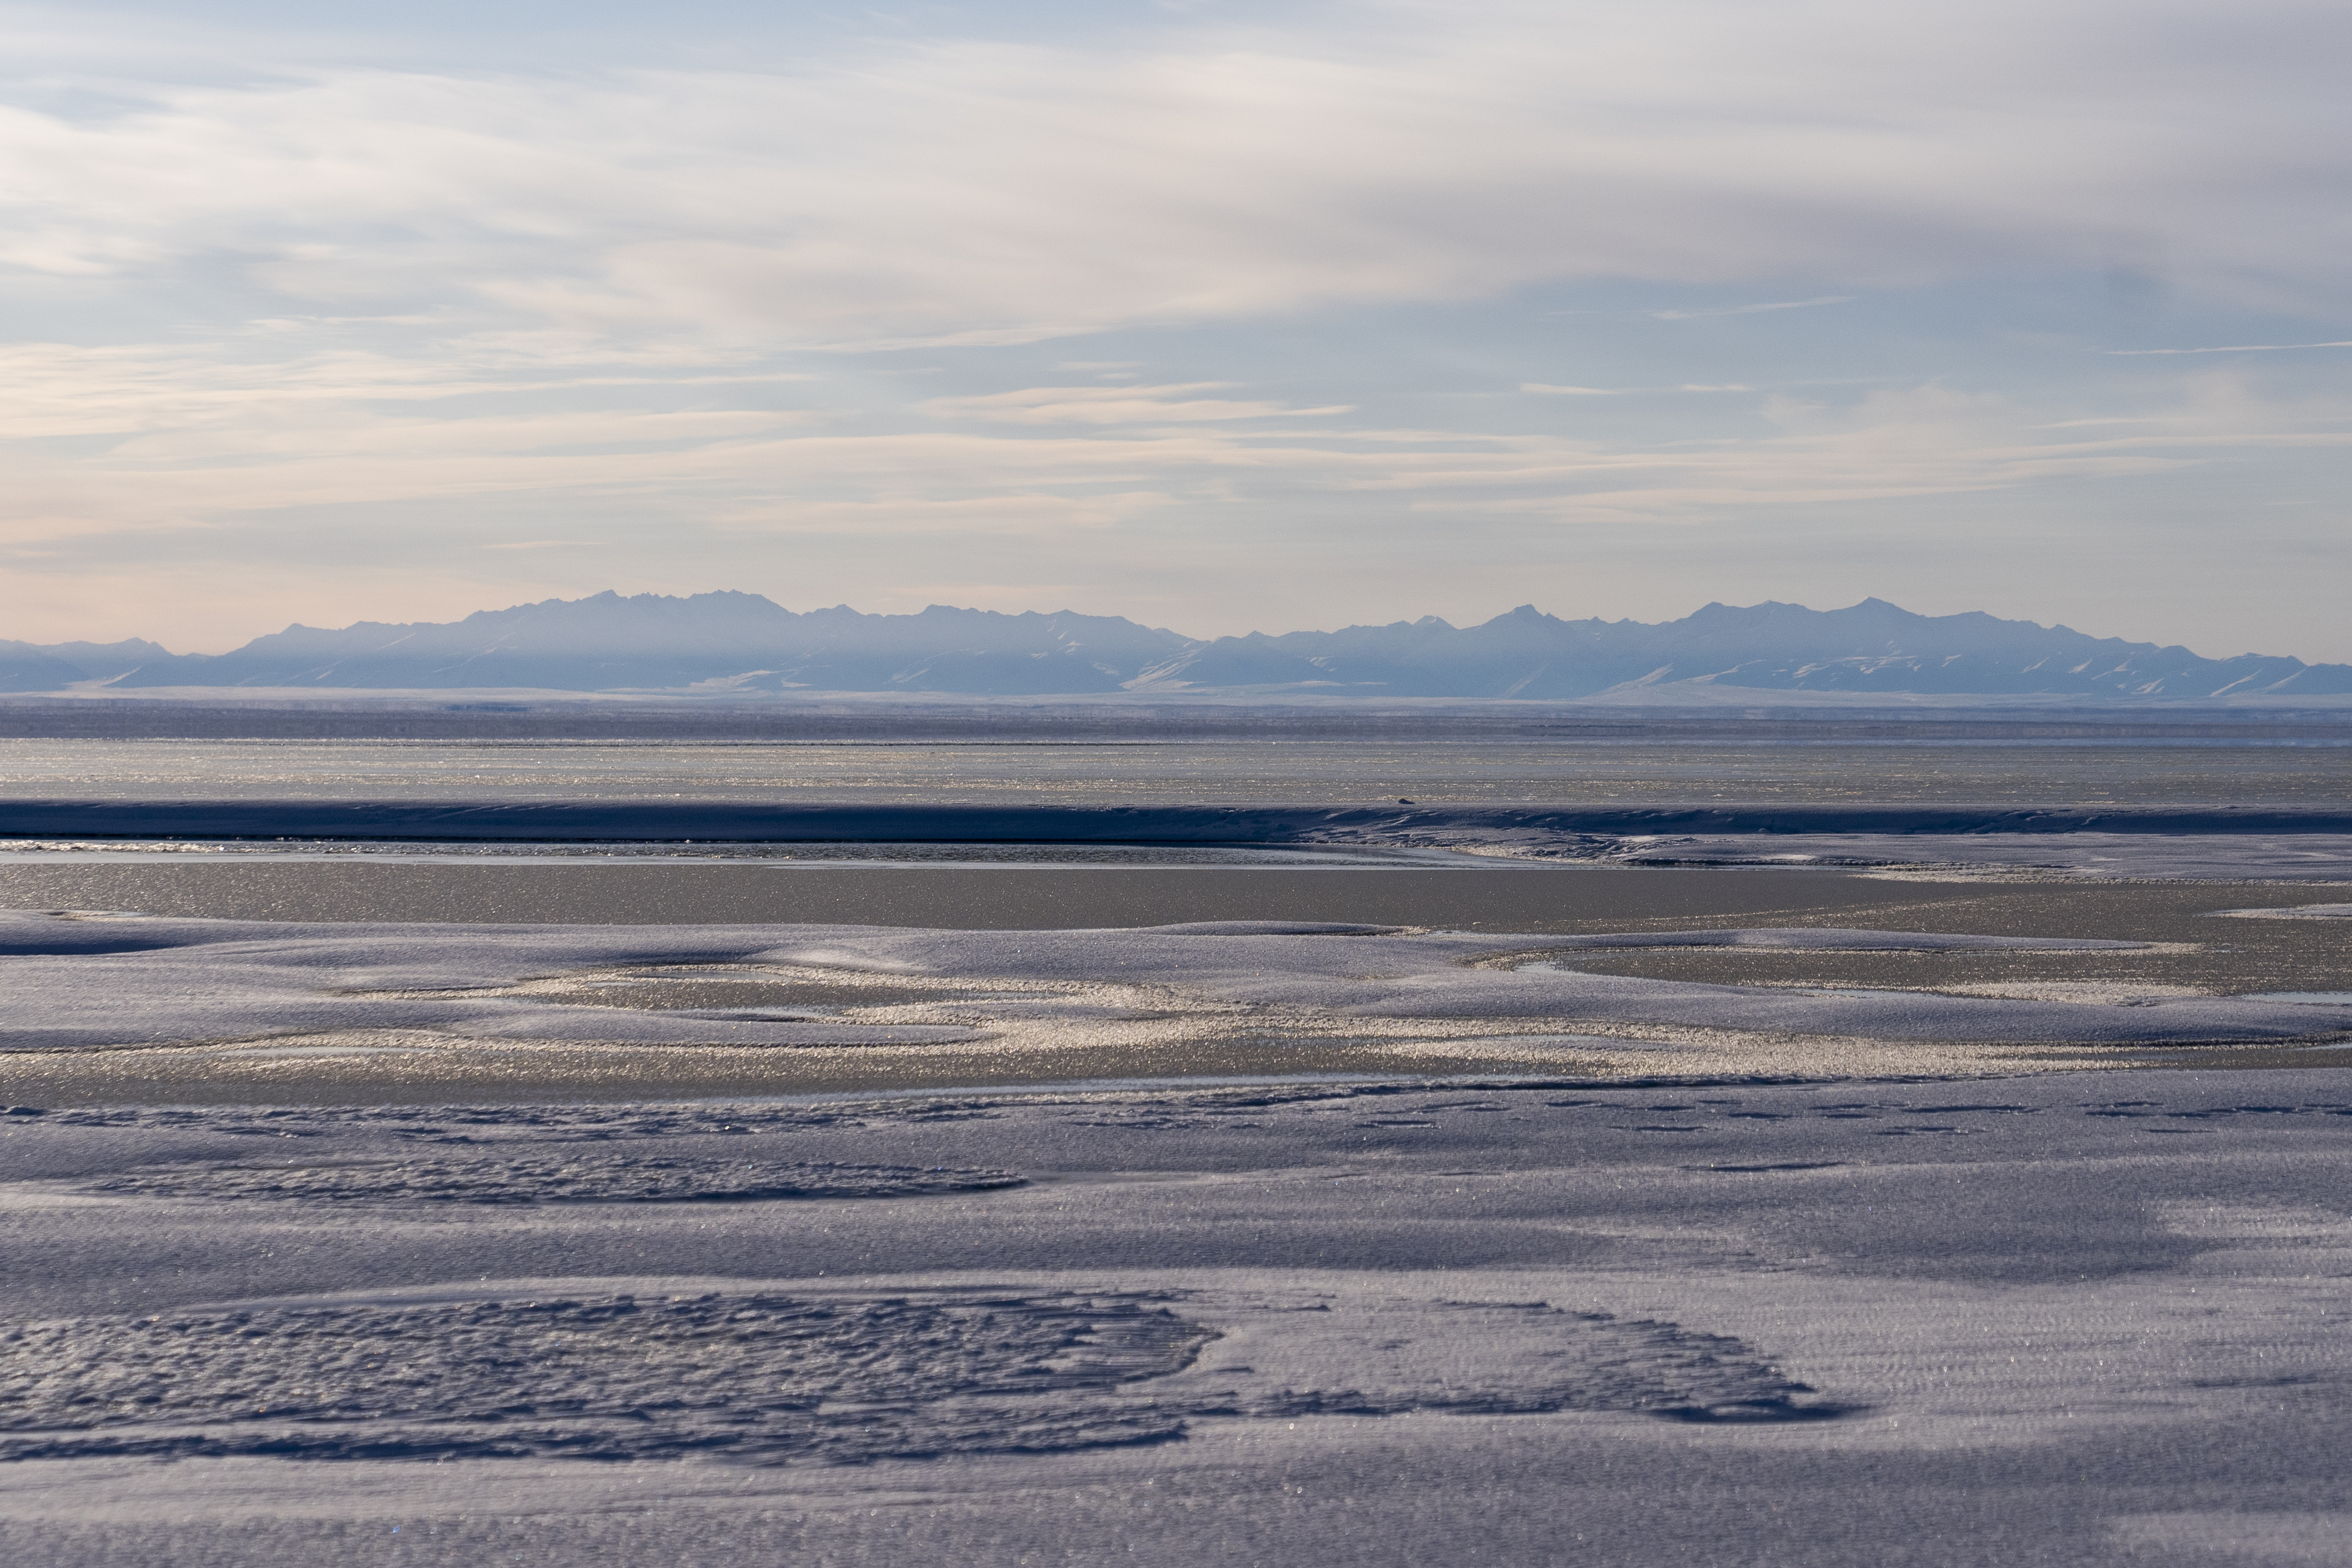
8,799 -> 2352,840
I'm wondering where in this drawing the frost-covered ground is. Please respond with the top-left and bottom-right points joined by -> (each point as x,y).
5,912 -> 2350,1100
4,1075 -> 2352,1565
3,885 -> 2350,1564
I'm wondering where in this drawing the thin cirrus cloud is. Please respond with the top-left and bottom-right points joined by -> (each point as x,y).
2109,342 -> 2352,356
1648,297 -> 1855,321
919,385 -> 1356,425
712,491 -> 1178,538
1522,384 -> 1756,396
0,0 -> 2348,656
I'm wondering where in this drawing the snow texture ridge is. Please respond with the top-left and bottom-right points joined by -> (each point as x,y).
78,1156 -> 1025,1206
6,1076 -> 2352,1564
0,1285 -> 1835,1464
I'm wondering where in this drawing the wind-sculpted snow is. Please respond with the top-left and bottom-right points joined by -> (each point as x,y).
1,910 -> 2344,1058
29,1101 -> 1001,1140
8,1074 -> 2352,1565
0,1290 -> 1209,1463
78,1156 -> 1024,1206
0,1286 -> 1835,1464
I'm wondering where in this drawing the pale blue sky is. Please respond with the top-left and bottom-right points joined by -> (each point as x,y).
5,0 -> 2349,658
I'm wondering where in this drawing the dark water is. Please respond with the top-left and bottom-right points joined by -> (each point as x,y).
4,736 -> 2350,806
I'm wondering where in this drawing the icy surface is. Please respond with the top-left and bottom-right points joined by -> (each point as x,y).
4,1075 -> 2352,1565
0,1289 -> 1213,1463
77,1155 -> 1024,1206
0,1285 -> 1825,1464
1,910 -> 2340,1058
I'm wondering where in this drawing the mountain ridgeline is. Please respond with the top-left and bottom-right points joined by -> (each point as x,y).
7,592 -> 2350,701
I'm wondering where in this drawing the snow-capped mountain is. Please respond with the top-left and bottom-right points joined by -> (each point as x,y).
1133,598 -> 2352,700
10,592 -> 2350,700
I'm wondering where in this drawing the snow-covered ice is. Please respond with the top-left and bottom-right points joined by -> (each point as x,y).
4,913 -> 2345,1084
4,892 -> 2351,1565
4,1076 -> 2352,1565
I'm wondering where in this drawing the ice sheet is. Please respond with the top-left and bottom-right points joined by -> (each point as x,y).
2,912 -> 2341,1064
5,1075 -> 2352,1565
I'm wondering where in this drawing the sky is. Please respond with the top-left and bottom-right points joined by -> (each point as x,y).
4,0 -> 2350,659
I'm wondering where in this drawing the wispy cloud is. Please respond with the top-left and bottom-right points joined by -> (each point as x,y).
1,1 -> 2350,658
1522,383 -> 1755,396
1650,297 -> 1854,321
3,4 -> 2349,352
9,330 -> 2336,554
2108,341 -> 2352,355
713,492 -> 1176,537
919,384 -> 1354,425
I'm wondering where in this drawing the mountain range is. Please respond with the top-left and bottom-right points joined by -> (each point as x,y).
6,592 -> 2350,701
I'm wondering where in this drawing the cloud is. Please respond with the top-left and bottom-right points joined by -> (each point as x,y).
1521,383 -> 1753,396
2,1 -> 2349,659
1650,297 -> 1854,321
713,491 -> 1177,536
1459,378 -> 2352,522
6,319 -> 2343,559
2109,341 -> 2352,355
2,1 -> 2348,351
919,384 -> 1354,425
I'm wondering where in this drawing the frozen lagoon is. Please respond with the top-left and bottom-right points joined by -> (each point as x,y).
2,730 -> 2350,1564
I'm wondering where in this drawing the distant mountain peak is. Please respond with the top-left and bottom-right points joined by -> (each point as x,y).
5,592 -> 2345,701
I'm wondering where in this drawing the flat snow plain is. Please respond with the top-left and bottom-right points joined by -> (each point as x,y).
3,887 -> 2351,1564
